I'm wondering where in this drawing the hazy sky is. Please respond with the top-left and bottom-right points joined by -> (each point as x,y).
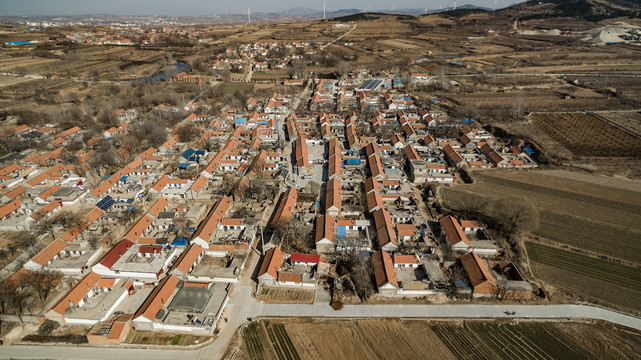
0,0 -> 524,16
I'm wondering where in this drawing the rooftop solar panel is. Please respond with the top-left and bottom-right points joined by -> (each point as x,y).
96,195 -> 115,211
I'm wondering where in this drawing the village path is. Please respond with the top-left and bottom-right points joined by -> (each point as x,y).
320,24 -> 357,50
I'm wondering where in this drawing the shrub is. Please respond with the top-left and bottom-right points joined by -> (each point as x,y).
37,320 -> 60,335
331,299 -> 344,310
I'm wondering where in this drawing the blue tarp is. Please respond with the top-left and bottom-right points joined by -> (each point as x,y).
171,237 -> 189,246
337,226 -> 347,238
119,176 -> 128,181
6,41 -> 30,45
179,163 -> 192,169
524,147 -> 536,154
235,118 -> 247,125
343,159 -> 361,165
455,280 -> 471,290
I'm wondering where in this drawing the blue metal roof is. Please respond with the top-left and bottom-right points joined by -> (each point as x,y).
179,163 -> 192,169
182,148 -> 196,159
235,118 -> 247,125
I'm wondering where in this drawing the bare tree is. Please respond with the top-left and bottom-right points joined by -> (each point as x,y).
273,218 -> 313,253
176,123 -> 201,143
351,257 -> 374,301
304,181 -> 321,197
511,94 -> 524,121
119,204 -> 144,226
494,198 -> 539,238
244,177 -> 278,202
26,269 -> 63,301
460,195 -> 487,219
0,271 -> 33,323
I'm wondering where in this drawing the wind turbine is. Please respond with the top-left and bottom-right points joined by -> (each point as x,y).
248,6 -> 251,23
453,0 -> 457,11
323,1 -> 326,20
494,0 -> 498,11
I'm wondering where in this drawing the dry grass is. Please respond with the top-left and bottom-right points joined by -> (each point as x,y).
124,330 -> 211,346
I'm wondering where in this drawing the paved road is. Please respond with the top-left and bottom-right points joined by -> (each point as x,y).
261,303 -> 641,330
3,301 -> 641,359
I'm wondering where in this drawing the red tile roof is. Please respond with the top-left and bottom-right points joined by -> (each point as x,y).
37,185 -> 61,200
191,196 -> 232,242
257,247 -> 284,280
394,254 -> 418,265
372,250 -> 398,288
0,199 -> 22,219
460,252 -> 497,289
123,215 -> 153,242
325,177 -> 341,213
147,198 -> 169,217
150,175 -> 171,193
134,275 -> 180,321
190,175 -> 208,193
273,187 -> 298,224
290,253 -> 326,264
50,271 -> 101,315
97,239 -> 134,269
440,215 -> 471,247
169,244 -> 203,275
315,214 -> 335,244
31,238 -> 67,266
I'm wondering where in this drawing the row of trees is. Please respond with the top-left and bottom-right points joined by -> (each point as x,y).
0,269 -> 63,323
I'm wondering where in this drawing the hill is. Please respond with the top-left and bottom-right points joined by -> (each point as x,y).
513,0 -> 640,22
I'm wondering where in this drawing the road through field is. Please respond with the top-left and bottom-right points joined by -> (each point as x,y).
3,303 -> 641,360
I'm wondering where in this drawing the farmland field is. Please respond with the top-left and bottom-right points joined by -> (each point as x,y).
596,111 -> 641,138
441,170 -> 641,312
468,322 -> 596,360
531,211 -> 641,264
234,319 -> 641,360
526,242 -> 641,312
442,170 -> 641,251
257,287 -> 316,304
525,243 -> 641,292
530,112 -> 641,158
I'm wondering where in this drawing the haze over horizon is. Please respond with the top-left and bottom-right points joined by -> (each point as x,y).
1,0 -> 525,17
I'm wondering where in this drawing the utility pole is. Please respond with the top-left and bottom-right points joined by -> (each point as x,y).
259,224 -> 265,255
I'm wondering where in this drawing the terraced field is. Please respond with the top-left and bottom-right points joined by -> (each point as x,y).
530,112 -> 641,158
